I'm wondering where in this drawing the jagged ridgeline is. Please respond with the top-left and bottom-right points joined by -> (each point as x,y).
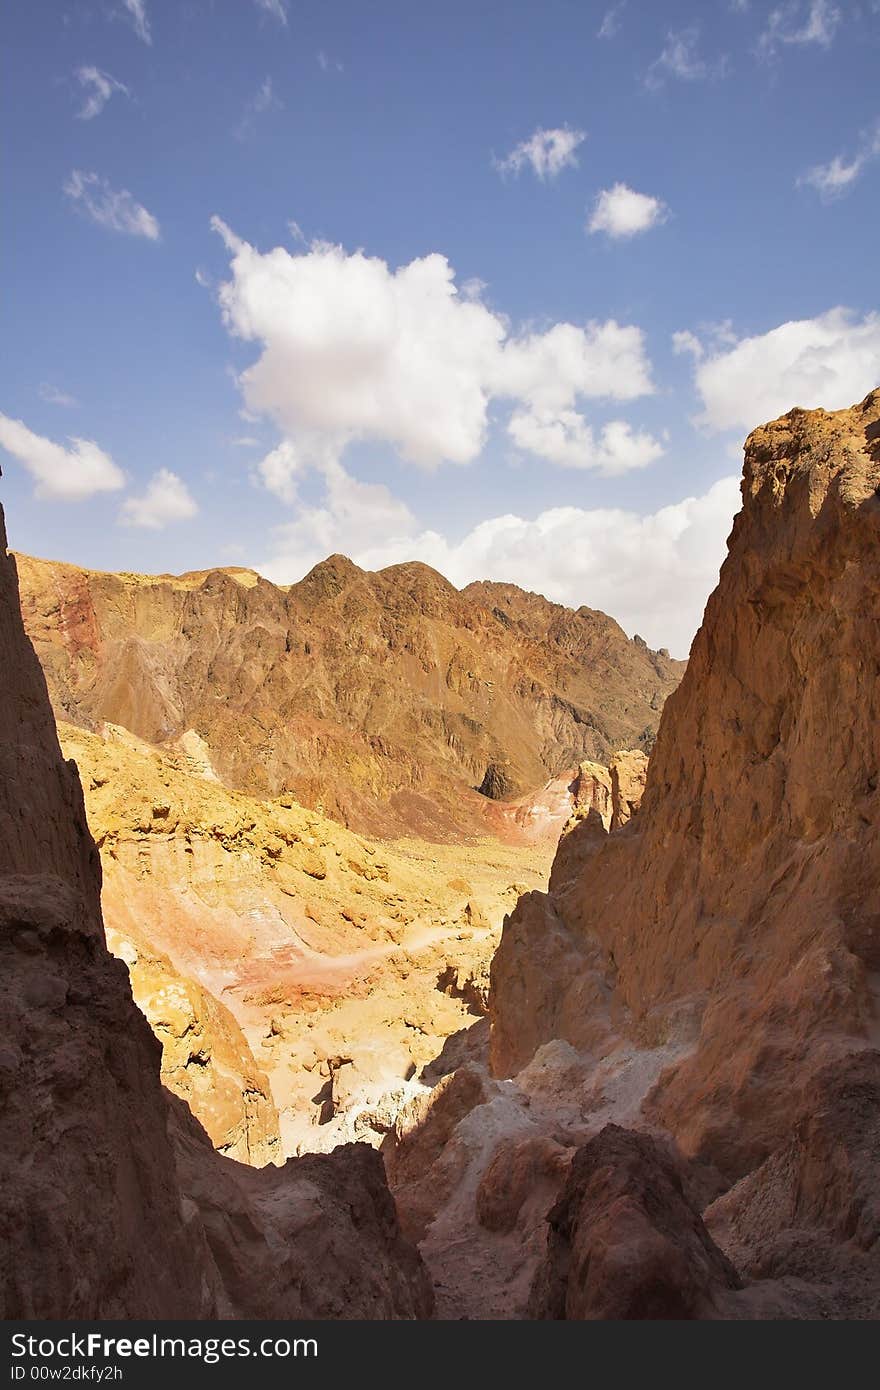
14,552 -> 682,839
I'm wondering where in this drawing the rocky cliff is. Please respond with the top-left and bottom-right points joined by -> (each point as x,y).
15,552 -> 682,838
474,391 -> 880,1316
0,495 -> 431,1318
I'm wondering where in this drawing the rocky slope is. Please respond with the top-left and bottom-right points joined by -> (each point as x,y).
57,718 -> 553,1159
0,494 -> 431,1318
377,391 -> 880,1318
15,551 -> 682,838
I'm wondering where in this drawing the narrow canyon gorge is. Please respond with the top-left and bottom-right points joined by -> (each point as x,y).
2,389 -> 880,1320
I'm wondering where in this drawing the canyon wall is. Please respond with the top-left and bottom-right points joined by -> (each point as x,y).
16,552 -> 681,838
0,496 -> 431,1318
491,391 -> 880,1182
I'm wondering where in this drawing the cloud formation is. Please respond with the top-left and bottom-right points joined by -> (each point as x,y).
0,413 -> 125,500
75,66 -> 129,120
588,183 -> 669,239
597,4 -> 626,39
798,121 -> 880,199
646,28 -> 719,88
688,307 -> 880,432
39,383 -> 79,408
758,1 -> 841,57
121,0 -> 151,45
254,0 -> 287,24
119,469 -> 198,527
64,171 -> 160,240
494,126 -> 586,180
212,220 -> 661,476
258,471 -> 740,659
235,76 -> 281,141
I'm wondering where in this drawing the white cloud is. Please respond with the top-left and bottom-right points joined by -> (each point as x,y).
254,0 -> 287,24
64,170 -> 160,240
235,76 -> 281,141
494,126 -> 586,180
598,4 -> 625,39
690,307 -> 880,432
0,413 -> 125,500
672,329 -> 704,360
588,183 -> 669,239
75,66 -> 128,120
211,219 -> 657,476
39,383 -> 79,408
121,0 -> 151,45
646,28 -> 718,88
798,121 -> 880,199
507,409 -> 664,474
759,1 -> 841,56
317,50 -> 344,73
259,474 -> 740,659
119,469 -> 198,528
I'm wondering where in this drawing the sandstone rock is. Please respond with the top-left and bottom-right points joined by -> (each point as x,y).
15,549 -> 683,839
0,498 -> 432,1319
608,748 -> 648,829
491,391 -> 880,1182
528,1124 -> 742,1319
476,1134 -> 572,1234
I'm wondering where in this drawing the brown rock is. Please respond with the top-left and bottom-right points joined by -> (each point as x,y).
15,549 -> 683,840
492,390 -> 880,1182
0,499 -> 432,1319
529,1124 -> 742,1319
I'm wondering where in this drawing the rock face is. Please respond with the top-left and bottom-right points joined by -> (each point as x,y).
529,1125 -> 742,1319
15,552 -> 682,838
492,391 -> 880,1179
480,392 -> 880,1319
0,497 -> 432,1319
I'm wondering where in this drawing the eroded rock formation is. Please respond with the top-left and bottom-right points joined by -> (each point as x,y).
0,498 -> 431,1319
475,390 -> 880,1316
16,551 -> 682,838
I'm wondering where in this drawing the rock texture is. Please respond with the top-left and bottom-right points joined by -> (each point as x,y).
492,391 -> 880,1176
0,496 -> 431,1319
479,391 -> 880,1319
15,552 -> 682,838
529,1124 -> 742,1319
57,718 -> 550,1158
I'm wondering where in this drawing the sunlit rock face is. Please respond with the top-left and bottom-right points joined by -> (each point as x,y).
0,497 -> 432,1320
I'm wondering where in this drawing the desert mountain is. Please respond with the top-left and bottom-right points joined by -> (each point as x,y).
15,551 -> 682,838
385,389 -> 880,1318
0,495 -> 431,1318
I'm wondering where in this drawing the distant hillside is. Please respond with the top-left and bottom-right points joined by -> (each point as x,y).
15,550 -> 684,838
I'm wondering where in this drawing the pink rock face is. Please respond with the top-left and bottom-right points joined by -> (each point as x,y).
491,391 -> 880,1181
0,500 -> 432,1320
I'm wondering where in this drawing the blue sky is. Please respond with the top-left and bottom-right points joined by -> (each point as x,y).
2,0 -> 879,654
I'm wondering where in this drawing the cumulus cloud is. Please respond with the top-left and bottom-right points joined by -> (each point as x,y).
672,329 -> 703,360
64,170 -> 160,240
211,219 -> 660,475
588,183 -> 669,239
119,469 -> 198,528
758,1 -> 841,57
494,126 -> 586,180
798,121 -> 880,200
0,413 -> 125,500
689,307 -> 880,432
259,473 -> 740,659
39,383 -> 79,408
75,66 -> 128,120
507,410 -> 664,474
646,28 -> 719,88
121,0 -> 151,45
254,0 -> 287,24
